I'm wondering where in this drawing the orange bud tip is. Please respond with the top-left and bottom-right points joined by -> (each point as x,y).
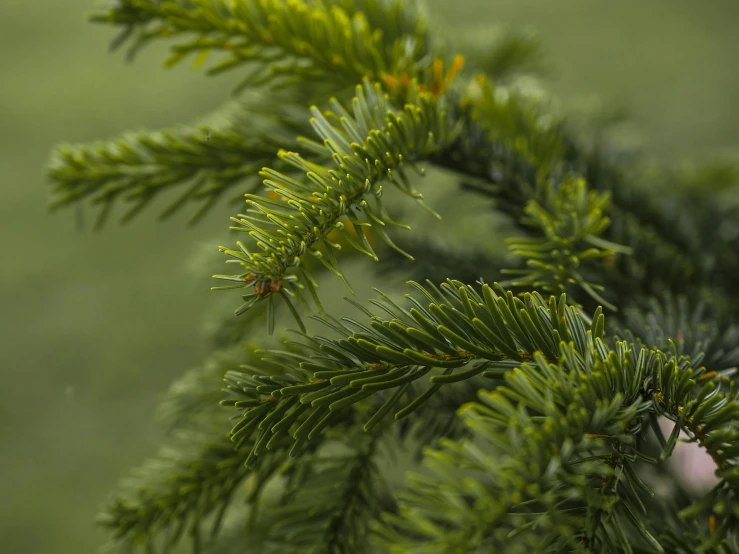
381,73 -> 399,90
698,371 -> 718,382
452,55 -> 465,72
433,59 -> 443,81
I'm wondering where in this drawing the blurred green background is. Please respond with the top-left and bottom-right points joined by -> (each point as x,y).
1,1 -> 738,552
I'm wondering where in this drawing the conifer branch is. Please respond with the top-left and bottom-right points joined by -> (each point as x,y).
260,426 -> 390,553
616,294 -> 739,376
200,388 -> 477,553
602,174 -> 739,312
469,74 -> 564,175
582,156 -> 737,303
98,431 -> 260,553
435,81 -> 739,310
213,80 -> 452,329
221,279 -> 739,551
99,390 -> 357,553
376,329 -> 739,552
50,3 -> 739,551
48,101 -> 313,226
96,337 -> 355,553
94,0 -> 431,92
501,175 -> 631,310
221,279 -> 605,466
431,78 -> 632,308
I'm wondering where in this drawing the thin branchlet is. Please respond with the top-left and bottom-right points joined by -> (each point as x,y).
213,80 -> 452,325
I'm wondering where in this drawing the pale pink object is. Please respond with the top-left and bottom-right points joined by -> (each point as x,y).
658,416 -> 719,492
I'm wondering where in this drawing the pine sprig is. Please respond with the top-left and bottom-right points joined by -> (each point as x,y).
502,175 -> 632,310
98,431 -> 260,553
221,279 -> 605,467
433,80 -> 634,307
616,294 -> 739,376
200,389 -> 477,553
93,0 -> 431,93
260,426 -> 390,554
376,345 -> 655,552
48,101 -> 313,225
436,87 -> 739,311
601,170 -> 739,311
470,74 -> 565,176
377,329 -> 739,552
221,279 -> 739,551
99,382 -> 358,553
582,157 -> 732,300
213,80 -> 452,329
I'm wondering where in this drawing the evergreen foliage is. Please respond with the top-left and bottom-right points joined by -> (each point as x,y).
48,97 -> 313,226
49,1 -> 739,552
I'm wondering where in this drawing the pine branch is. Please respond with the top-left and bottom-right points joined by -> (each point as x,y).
435,80 -> 739,312
220,279 -> 606,466
260,426 -> 390,554
470,74 -> 564,175
98,430 -> 260,553
200,381 -> 479,554
378,365 -> 647,551
376,325 -> 739,552
615,294 -> 739,376
220,381 -> 481,553
50,3 -> 739,552
501,175 -> 631,310
213,79 -> 453,329
220,278 -> 739,551
581,154 -> 739,309
48,99 -> 313,226
97,330 -> 364,553
428,78 -> 632,308
99,383 -> 358,553
93,0 -> 431,93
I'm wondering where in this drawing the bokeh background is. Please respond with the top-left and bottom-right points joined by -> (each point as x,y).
2,1 -> 739,552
